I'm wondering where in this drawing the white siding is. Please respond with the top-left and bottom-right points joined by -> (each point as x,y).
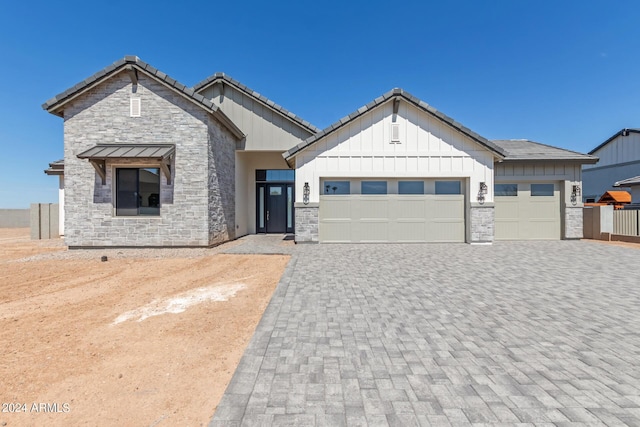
199,84 -> 313,151
295,100 -> 496,204
584,133 -> 640,169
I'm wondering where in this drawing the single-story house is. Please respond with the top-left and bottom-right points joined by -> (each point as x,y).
613,176 -> 640,205
583,128 -> 640,202
43,56 -> 597,247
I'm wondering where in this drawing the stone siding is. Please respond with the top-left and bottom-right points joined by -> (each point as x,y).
563,206 -> 584,239
63,71 -> 235,247
469,205 -> 494,243
208,116 -> 236,245
294,205 -> 319,243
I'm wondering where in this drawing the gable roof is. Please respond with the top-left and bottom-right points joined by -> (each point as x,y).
597,191 -> 631,204
589,128 -> 640,155
491,139 -> 598,163
44,159 -> 64,176
193,73 -> 320,134
42,56 -> 245,140
614,175 -> 640,187
283,88 -> 506,164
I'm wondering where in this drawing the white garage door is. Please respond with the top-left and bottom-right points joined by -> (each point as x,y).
495,182 -> 560,240
319,179 -> 465,243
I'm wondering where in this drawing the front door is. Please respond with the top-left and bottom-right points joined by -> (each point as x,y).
256,182 -> 294,233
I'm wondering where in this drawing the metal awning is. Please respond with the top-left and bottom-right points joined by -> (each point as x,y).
77,144 -> 175,185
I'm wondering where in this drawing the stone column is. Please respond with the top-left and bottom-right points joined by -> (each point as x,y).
294,203 -> 319,243
469,203 -> 494,244
563,206 -> 584,239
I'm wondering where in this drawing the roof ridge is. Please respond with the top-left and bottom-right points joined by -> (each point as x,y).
589,128 -> 640,154
192,72 -> 320,134
42,56 -> 245,140
284,88 -> 506,161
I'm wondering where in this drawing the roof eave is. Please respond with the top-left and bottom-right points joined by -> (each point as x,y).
285,92 -> 506,162
589,128 -> 640,155
500,157 -> 599,164
193,73 -> 320,135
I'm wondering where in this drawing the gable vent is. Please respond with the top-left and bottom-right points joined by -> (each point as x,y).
130,98 -> 141,117
391,123 -> 400,142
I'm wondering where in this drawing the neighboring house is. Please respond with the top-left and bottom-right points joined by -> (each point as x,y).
584,191 -> 631,210
583,128 -> 640,202
613,176 -> 640,205
44,56 -> 597,247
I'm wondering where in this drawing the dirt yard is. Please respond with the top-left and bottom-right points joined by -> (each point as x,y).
0,229 -> 289,426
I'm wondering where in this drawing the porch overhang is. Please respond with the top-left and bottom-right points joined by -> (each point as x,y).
77,144 -> 175,185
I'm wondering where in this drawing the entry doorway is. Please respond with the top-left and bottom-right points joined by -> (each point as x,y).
256,170 -> 294,234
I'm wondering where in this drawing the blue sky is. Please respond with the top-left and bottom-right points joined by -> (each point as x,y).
1,0 -> 639,207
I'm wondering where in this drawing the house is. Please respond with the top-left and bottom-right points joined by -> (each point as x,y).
613,176 -> 640,206
585,191 -> 632,209
43,56 -> 597,247
583,128 -> 640,202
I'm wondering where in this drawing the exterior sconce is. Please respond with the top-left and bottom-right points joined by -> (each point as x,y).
571,184 -> 581,205
303,182 -> 310,205
477,182 -> 487,204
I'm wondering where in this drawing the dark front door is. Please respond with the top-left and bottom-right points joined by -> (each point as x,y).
266,184 -> 286,233
256,182 -> 294,234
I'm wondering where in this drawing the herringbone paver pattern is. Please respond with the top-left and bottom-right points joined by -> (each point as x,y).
211,241 -> 640,426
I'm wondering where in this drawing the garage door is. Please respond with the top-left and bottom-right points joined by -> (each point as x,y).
494,182 -> 560,240
319,194 -> 465,243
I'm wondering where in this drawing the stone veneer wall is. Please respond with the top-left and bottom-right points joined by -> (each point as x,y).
563,206 -> 584,239
469,204 -> 494,243
63,71 -> 234,247
294,204 -> 319,242
207,117 -> 236,245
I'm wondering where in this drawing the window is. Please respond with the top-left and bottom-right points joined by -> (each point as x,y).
531,183 -> 554,196
323,181 -> 350,195
495,183 -> 518,196
361,181 -> 387,195
398,181 -> 424,195
435,181 -> 461,195
115,168 -> 160,216
256,169 -> 294,182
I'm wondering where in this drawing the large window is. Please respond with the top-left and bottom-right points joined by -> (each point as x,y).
116,168 -> 160,216
531,183 -> 554,196
495,183 -> 518,196
323,181 -> 350,195
435,181 -> 461,195
398,181 -> 425,195
361,181 -> 387,195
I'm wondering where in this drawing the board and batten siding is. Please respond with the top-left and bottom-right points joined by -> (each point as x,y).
199,84 -> 313,151
584,133 -> 640,169
495,162 -> 582,206
294,100 -> 496,205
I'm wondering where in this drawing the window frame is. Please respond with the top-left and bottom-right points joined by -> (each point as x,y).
531,183 -> 555,197
322,180 -> 351,195
361,181 -> 388,195
495,183 -> 518,197
435,180 -> 461,195
114,167 -> 161,217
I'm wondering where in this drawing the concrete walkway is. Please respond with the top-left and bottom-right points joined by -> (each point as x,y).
211,240 -> 640,426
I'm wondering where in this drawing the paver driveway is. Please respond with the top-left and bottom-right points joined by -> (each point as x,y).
211,241 -> 640,426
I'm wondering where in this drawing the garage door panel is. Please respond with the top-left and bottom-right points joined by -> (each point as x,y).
429,221 -> 465,242
356,198 -> 389,220
320,220 -> 352,242
320,197 -> 351,219
356,221 -> 389,242
393,221 -> 427,242
494,198 -> 519,219
495,183 -> 560,240
319,194 -> 464,243
392,198 -> 427,218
